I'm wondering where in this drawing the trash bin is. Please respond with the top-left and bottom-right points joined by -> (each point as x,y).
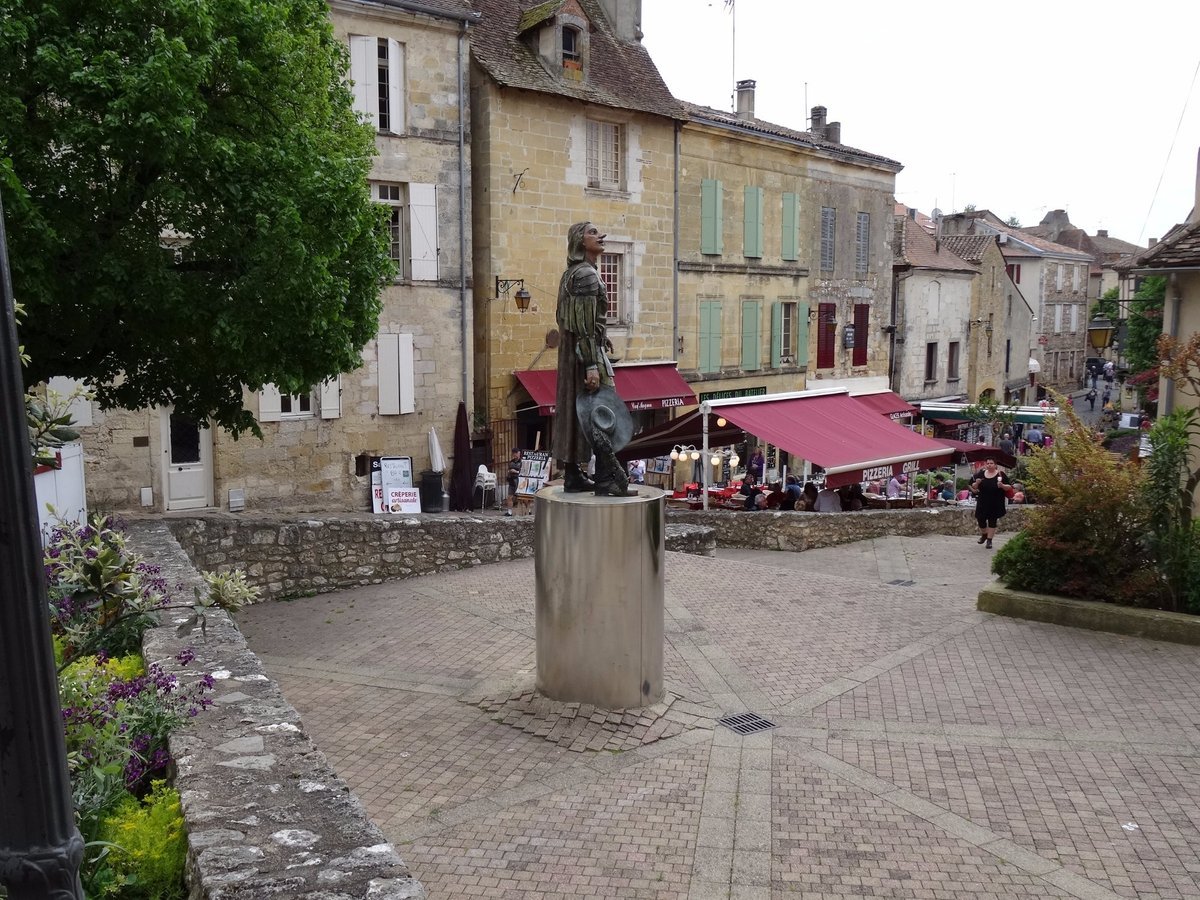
419,470 -> 443,513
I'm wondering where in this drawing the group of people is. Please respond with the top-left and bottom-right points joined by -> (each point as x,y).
738,473 -> 866,512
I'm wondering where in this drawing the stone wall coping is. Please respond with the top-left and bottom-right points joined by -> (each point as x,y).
978,582 -> 1200,646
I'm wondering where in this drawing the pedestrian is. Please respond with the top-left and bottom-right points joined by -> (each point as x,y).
746,446 -> 765,483
1086,388 -> 1097,411
1025,425 -> 1044,450
968,456 -> 1012,549
627,458 -> 646,484
998,432 -> 1016,457
1102,387 -> 1111,408
505,447 -> 521,516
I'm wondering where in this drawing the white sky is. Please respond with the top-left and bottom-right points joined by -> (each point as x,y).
642,0 -> 1200,247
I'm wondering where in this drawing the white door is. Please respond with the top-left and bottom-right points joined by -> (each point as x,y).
160,409 -> 213,510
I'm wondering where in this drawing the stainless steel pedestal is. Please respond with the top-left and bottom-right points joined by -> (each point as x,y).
534,486 -> 665,709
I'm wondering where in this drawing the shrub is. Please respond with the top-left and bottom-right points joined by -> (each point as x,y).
991,531 -> 1062,595
88,781 -> 187,899
1141,409 -> 1200,612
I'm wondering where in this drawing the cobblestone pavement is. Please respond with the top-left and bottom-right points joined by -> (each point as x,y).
236,534 -> 1200,899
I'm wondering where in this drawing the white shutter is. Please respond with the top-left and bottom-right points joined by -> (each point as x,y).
387,38 -> 404,133
349,35 -> 376,127
319,375 -> 341,419
409,183 -> 438,281
377,334 -> 415,415
1071,305 -> 1079,334
259,384 -> 282,422
1054,304 -> 1063,333
47,376 -> 93,427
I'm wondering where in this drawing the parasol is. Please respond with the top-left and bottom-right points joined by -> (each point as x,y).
449,401 -> 473,511
428,426 -> 447,473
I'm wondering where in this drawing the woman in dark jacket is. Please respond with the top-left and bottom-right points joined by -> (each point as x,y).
969,457 -> 1011,549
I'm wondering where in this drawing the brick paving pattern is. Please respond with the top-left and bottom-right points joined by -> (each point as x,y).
236,534 -> 1200,898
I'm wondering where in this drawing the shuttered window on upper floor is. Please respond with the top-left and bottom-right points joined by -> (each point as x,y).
701,179 -> 723,255
743,186 -> 764,259
820,207 -> 836,271
781,193 -> 799,261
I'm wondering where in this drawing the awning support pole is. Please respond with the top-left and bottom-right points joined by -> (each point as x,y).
701,403 -> 710,511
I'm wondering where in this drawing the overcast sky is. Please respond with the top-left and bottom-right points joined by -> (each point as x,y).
641,1 -> 1200,247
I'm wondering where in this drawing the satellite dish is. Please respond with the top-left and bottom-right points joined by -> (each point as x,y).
931,208 -> 943,220
545,329 -> 560,349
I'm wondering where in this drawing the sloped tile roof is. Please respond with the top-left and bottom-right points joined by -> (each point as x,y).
1130,220 -> 1200,269
470,0 -> 684,120
681,102 -> 902,172
938,234 -> 994,264
388,0 -> 477,17
893,215 -> 978,272
895,203 -> 935,232
517,0 -> 562,31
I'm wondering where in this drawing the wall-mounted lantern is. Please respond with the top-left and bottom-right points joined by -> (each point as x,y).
495,277 -> 531,313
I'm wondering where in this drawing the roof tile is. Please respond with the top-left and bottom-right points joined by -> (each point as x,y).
893,216 -> 978,272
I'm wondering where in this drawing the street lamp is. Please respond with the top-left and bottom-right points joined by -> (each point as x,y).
1087,314 -> 1114,355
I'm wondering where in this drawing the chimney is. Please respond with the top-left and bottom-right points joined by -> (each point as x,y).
735,79 -> 756,119
597,0 -> 643,42
908,207 -> 917,221
1096,229 -> 1108,238
825,121 -> 841,144
1149,237 -> 1159,248
810,105 -> 826,139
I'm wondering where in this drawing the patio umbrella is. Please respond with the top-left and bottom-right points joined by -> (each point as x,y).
428,426 -> 447,473
449,401 -> 473,511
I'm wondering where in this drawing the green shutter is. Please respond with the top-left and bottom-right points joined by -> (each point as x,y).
701,179 -> 723,255
741,300 -> 761,370
770,302 -> 783,368
795,302 -> 810,367
699,301 -> 722,373
781,193 -> 798,261
743,186 -> 763,258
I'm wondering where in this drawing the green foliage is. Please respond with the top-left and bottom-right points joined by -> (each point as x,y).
1090,286 -> 1120,322
960,396 -> 1017,438
201,568 -> 257,612
1005,215 -> 1021,227
1000,391 -> 1159,604
991,531 -> 1063,594
89,782 -> 187,899
1126,276 -> 1167,380
1,0 -> 395,436
1141,410 -> 1200,612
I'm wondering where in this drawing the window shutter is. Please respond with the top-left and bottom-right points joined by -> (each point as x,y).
853,303 -> 869,366
795,302 -> 810,367
386,38 -> 404,133
740,301 -> 761,370
855,212 -> 870,276
743,186 -> 763,258
817,302 -> 836,368
319,376 -> 341,419
1071,304 -> 1079,334
349,36 -> 375,126
259,384 -> 282,422
770,302 -> 783,368
377,333 -> 416,415
408,183 -> 438,281
699,301 -> 721,373
1054,303 -> 1063,332
781,193 -> 798,261
701,179 -> 722,255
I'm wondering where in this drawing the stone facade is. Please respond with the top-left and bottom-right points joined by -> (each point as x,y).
78,2 -> 474,515
677,99 -> 901,403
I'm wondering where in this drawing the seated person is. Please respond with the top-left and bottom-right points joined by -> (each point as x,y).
842,482 -> 865,511
800,482 -> 819,511
779,475 -> 803,511
738,476 -> 764,510
957,489 -> 972,501
814,485 -> 843,512
886,473 -> 908,498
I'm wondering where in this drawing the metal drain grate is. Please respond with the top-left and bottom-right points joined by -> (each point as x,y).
886,579 -> 916,586
718,712 -> 778,735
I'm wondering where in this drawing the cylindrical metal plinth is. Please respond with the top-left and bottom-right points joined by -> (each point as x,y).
534,486 -> 665,709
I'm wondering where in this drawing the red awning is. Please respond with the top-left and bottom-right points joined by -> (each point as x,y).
616,409 -> 744,462
514,363 -> 695,415
709,390 -> 954,488
852,390 -> 919,419
935,439 -> 1017,469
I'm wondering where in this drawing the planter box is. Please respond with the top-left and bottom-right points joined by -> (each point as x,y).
978,582 -> 1200,646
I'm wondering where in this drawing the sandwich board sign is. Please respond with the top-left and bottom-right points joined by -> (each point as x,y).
371,456 -> 418,514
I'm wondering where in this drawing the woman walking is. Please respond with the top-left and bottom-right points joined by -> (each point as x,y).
968,456 -> 1012,549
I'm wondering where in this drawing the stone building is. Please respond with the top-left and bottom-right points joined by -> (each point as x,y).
890,216 -> 977,403
940,210 -> 1092,391
676,90 -> 903,404
1022,209 -> 1142,304
77,0 -> 478,513
468,0 -> 687,453
939,233 -> 1037,405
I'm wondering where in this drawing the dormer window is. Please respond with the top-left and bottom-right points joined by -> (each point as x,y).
562,26 -> 580,63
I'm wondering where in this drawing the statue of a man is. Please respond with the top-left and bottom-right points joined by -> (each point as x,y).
552,222 -> 633,496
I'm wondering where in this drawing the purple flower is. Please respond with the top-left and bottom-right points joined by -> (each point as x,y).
176,647 -> 196,666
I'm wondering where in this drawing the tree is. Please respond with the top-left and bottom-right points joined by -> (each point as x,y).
1005,215 -> 1021,228
1090,285 -> 1119,322
0,0 -> 394,436
1126,276 -> 1167,378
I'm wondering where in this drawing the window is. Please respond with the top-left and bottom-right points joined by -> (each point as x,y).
377,333 -> 415,415
1054,303 -> 1063,333
947,341 -> 960,380
599,251 -> 624,323
771,301 -> 799,366
586,120 -> 623,191
562,26 -> 580,61
259,378 -> 341,422
855,212 -> 870,278
372,181 -> 438,280
816,302 -> 836,368
852,303 -> 869,366
699,300 -> 722,373
820,207 -> 836,271
1072,264 -> 1080,291
1055,263 -> 1063,291
1006,263 -> 1021,284
741,300 -> 762,370
1071,304 -> 1079,334
925,342 -> 938,382
743,186 -> 764,258
349,36 -> 404,133
701,179 -> 723,254
781,193 -> 799,262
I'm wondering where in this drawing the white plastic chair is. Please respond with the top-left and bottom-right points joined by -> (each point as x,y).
475,464 -> 498,509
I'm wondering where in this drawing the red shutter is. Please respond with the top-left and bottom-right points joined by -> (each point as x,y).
817,302 -> 836,369
852,304 -> 869,366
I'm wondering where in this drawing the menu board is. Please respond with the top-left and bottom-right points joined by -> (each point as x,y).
370,456 -> 417,514
515,450 -> 552,498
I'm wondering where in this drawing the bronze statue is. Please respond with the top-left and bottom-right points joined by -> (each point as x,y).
552,222 -> 635,497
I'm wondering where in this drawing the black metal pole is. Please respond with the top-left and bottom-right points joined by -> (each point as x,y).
0,192 -> 85,896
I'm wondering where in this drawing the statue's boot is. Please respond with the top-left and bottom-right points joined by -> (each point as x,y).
594,480 -> 637,497
563,464 -> 595,493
